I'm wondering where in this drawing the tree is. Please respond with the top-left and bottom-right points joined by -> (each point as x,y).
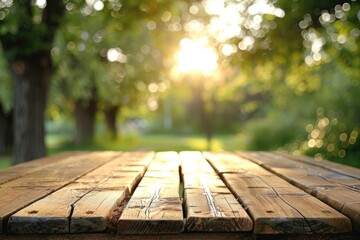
0,47 -> 12,155
0,0 -> 183,161
0,1 -> 65,163
50,2 -> 175,144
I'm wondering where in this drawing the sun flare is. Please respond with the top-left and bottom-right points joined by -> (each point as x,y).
175,38 -> 218,76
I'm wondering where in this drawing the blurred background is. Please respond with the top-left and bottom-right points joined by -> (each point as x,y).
0,0 -> 359,168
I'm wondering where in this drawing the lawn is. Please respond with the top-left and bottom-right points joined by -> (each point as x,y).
48,133 -> 246,153
0,133 -> 245,169
0,155 -> 11,169
2,133 -> 359,169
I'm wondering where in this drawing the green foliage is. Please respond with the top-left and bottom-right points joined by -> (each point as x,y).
0,1 -> 64,59
2,0 -> 360,168
49,0 -> 184,118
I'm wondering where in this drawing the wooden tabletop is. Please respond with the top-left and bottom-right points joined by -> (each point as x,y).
0,151 -> 359,239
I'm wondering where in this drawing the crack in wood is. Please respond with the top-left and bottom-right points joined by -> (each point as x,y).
201,179 -> 225,218
144,181 -> 161,219
257,175 -> 314,233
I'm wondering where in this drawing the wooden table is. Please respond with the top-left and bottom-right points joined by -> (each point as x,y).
0,151 -> 359,239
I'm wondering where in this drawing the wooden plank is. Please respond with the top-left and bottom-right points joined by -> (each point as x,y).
69,152 -> 154,233
117,152 -> 184,234
180,151 -> 252,232
8,183 -> 89,233
1,152 -> 119,233
70,188 -> 127,233
0,152 -> 84,185
0,233 -> 255,240
180,151 -> 215,173
240,151 -> 360,231
120,151 -> 154,166
3,232 -> 360,240
225,174 -> 352,234
7,152 -> 152,234
1,152 -> 120,189
276,152 -> 360,180
183,173 -> 227,190
184,188 -> 252,232
76,171 -> 141,193
69,153 -> 155,233
205,152 -> 352,234
143,170 -> 180,182
203,151 -> 272,176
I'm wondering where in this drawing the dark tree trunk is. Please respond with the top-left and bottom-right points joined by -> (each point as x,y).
0,2 -> 65,164
0,105 -> 6,155
10,56 -> 50,164
0,105 -> 13,155
74,99 -> 97,145
198,95 -> 213,150
191,82 -> 213,150
104,106 -> 119,139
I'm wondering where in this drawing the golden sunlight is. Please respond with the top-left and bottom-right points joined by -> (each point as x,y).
175,38 -> 218,76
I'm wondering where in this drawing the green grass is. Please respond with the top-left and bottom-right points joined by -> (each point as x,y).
48,133 -> 246,154
1,133 -> 360,169
0,155 -> 11,169
0,133 -> 245,169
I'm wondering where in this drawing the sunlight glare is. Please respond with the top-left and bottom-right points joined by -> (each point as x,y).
35,0 -> 46,9
248,0 -> 285,17
221,44 -> 235,56
175,38 -> 218,76
201,0 -> 285,44
93,1 -> 104,11
107,48 -> 127,63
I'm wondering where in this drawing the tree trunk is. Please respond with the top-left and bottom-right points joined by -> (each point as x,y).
10,56 -> 49,164
104,106 -> 119,139
0,105 -> 13,155
191,82 -> 213,150
199,96 -> 213,151
0,2 -> 65,164
74,99 -> 97,145
0,105 -> 6,155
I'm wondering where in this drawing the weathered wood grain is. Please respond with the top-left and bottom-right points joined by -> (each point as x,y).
184,188 -> 253,232
1,152 -> 119,233
0,232 -> 258,240
203,151 -> 272,175
7,152 -> 152,234
180,151 -> 215,174
276,152 -> 360,180
205,152 -> 352,234
180,151 -> 252,232
240,151 -> 360,231
8,183 -> 89,233
183,173 -> 227,190
142,170 -> 180,185
71,189 -> 128,233
118,152 -> 184,234
0,152 -> 82,185
1,150 -> 359,238
68,152 -> 154,233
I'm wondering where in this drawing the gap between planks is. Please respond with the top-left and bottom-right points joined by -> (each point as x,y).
117,152 -> 184,234
180,151 -> 253,232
